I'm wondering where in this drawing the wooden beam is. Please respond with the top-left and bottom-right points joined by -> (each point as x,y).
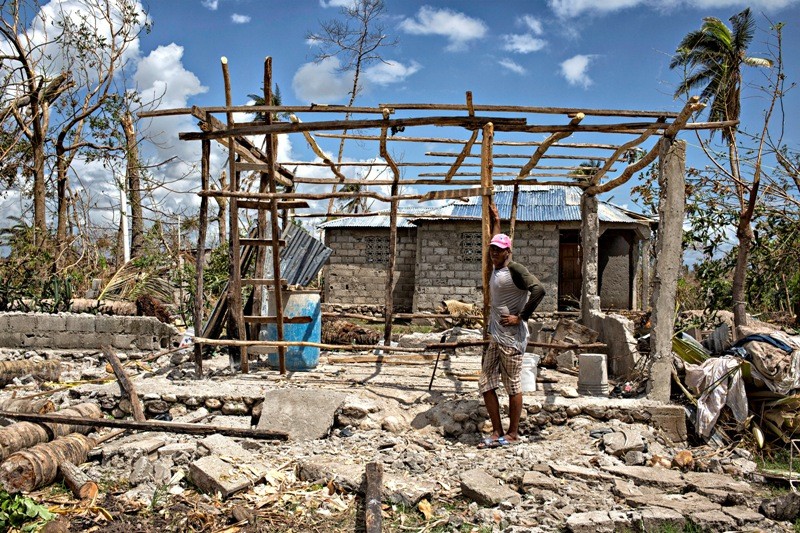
139,104 -> 391,118
289,113 -> 348,181
0,410 -> 289,440
179,116 -> 528,141
378,102 -> 680,118
365,462 -> 383,533
518,113 -> 584,178
419,187 -> 491,202
317,133 -> 623,149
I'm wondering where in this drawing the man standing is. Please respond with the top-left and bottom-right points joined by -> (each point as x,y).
478,232 -> 544,448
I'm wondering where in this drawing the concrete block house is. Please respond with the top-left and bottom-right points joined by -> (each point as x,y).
319,186 -> 654,313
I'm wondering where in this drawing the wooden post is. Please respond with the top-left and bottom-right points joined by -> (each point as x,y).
509,182 -> 520,241
364,461 -> 383,533
580,192 -> 600,326
647,138 -> 686,401
102,346 -> 145,422
263,57 -> 286,374
252,59 -> 271,343
222,57 -> 247,372
481,122 -> 494,340
381,111 -> 401,347
194,137 -> 210,376
60,460 -> 98,500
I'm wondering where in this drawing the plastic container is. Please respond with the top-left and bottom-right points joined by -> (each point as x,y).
261,289 -> 321,371
521,353 -> 539,392
577,353 -> 609,396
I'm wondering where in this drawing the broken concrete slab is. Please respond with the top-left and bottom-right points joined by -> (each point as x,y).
198,434 -> 255,462
690,509 -> 737,530
635,506 -> 685,531
383,474 -> 436,507
188,455 -> 261,499
626,492 -> 721,514
722,505 -> 765,526
522,470 -> 561,492
460,468 -> 520,506
565,510 -> 630,533
601,465 -> 685,489
602,429 -> 645,457
257,389 -> 346,441
681,470 -> 753,495
101,434 -> 169,463
549,463 -> 617,482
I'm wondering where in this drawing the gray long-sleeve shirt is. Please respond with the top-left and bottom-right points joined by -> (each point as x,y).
488,261 -> 545,353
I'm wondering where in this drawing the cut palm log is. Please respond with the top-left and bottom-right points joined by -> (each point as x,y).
0,360 -> 61,387
0,397 -> 55,414
0,402 -> 102,461
59,460 -> 98,500
0,433 -> 96,493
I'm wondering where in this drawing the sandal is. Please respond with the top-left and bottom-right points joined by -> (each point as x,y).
477,437 -> 500,449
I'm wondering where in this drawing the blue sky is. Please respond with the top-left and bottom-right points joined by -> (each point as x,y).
3,0 -> 800,236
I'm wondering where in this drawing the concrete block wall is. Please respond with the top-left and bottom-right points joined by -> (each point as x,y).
413,222 -> 559,312
323,227 -> 416,310
0,312 -> 180,351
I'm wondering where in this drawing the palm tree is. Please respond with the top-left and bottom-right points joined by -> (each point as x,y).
670,8 -> 772,327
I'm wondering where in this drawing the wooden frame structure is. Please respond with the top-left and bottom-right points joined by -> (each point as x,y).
141,56 -> 720,398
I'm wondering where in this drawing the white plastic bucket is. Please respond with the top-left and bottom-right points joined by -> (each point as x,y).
521,353 -> 539,392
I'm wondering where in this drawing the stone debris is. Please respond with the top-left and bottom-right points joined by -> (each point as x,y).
0,342 -> 795,532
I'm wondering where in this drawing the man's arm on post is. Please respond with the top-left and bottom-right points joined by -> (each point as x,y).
509,262 -> 545,320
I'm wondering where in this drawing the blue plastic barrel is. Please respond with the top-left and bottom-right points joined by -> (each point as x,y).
262,290 -> 321,371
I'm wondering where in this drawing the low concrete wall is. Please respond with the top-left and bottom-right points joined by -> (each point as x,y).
0,312 -> 180,351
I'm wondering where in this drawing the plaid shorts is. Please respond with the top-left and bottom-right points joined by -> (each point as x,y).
479,340 -> 523,395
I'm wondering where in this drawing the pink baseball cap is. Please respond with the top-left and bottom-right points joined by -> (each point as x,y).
490,233 -> 512,249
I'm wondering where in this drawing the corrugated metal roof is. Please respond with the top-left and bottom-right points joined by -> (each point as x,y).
278,224 -> 332,286
319,186 -> 652,228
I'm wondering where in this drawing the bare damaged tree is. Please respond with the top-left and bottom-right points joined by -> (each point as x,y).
306,0 -> 396,215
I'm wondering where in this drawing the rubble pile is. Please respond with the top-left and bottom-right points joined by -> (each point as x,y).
0,316 -> 797,531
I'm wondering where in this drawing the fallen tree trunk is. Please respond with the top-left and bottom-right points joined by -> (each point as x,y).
0,360 -> 61,387
0,433 -> 96,493
59,460 -> 98,500
0,402 -> 102,461
0,397 -> 55,414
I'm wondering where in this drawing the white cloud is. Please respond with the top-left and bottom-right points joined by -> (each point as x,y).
560,54 -> 594,88
499,58 -> 527,75
399,6 -> 487,52
319,0 -> 354,7
292,57 -> 354,103
201,0 -> 218,10
502,34 -> 546,54
231,13 -> 251,24
364,60 -> 421,86
292,57 -> 420,103
520,14 -> 544,35
135,44 -> 207,109
548,0 -> 798,17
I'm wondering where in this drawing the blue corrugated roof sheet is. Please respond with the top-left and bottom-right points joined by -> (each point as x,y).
319,186 -> 652,228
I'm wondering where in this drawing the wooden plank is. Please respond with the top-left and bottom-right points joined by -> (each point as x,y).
377,102 -> 680,118
481,123 -> 494,341
325,354 -> 449,364
139,104 -> 390,118
238,199 -> 309,210
102,347 -> 145,422
240,238 -> 286,247
194,137 -> 210,376
179,116 -> 528,141
0,411 -> 289,440
365,462 -> 383,533
243,315 -> 312,324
